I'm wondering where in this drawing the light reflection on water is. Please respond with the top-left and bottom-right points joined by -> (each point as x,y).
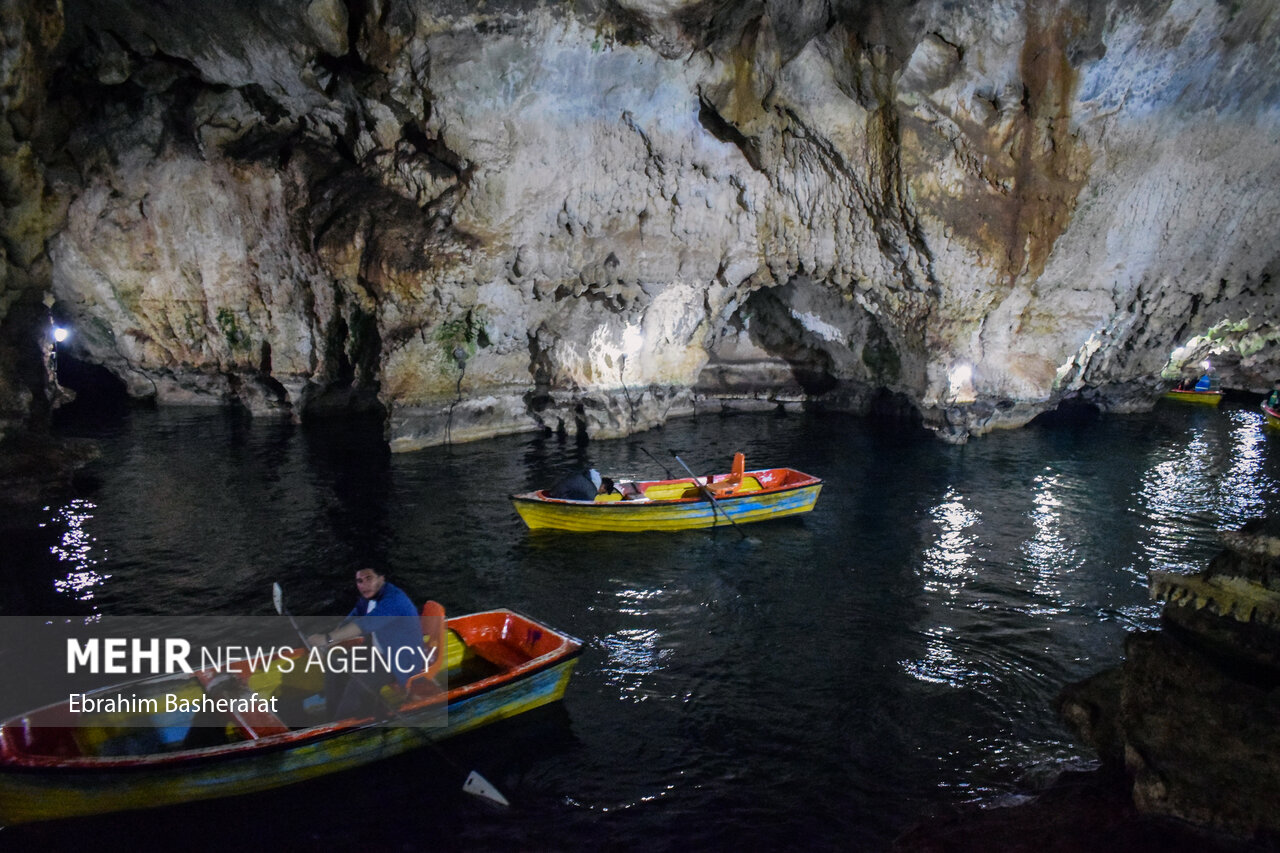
599,626 -> 670,703
901,625 -> 981,687
1020,470 -> 1076,616
41,498 -> 112,603
920,488 -> 981,592
1223,410 -> 1269,517
1139,409 -> 1270,575
6,399 -> 1280,851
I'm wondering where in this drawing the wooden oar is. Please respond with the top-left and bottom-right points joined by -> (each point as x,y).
271,583 -> 509,806
670,452 -> 749,541
639,445 -> 676,478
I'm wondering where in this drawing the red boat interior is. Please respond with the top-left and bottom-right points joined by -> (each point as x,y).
568,466 -> 820,504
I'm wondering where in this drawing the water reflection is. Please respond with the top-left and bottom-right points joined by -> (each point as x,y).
1138,412 -> 1274,574
1139,426 -> 1216,573
903,489 -> 983,686
599,586 -> 672,703
41,499 -> 111,603
901,625 -> 979,687
920,488 -> 980,593
1221,410 -> 1268,519
1020,471 -> 1071,616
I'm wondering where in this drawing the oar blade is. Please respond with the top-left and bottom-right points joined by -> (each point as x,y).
463,770 -> 510,806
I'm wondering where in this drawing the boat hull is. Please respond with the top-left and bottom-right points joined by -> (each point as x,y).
1264,403 -> 1280,429
512,469 -> 822,533
0,610 -> 581,825
1163,389 -> 1223,406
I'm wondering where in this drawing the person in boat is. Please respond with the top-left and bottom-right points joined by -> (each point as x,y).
595,476 -> 640,500
607,478 -> 643,499
546,468 -> 606,500
1268,380 -> 1280,409
307,566 -> 427,719
1176,377 -> 1195,391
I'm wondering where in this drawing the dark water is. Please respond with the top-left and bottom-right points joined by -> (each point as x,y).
5,399 -> 1280,851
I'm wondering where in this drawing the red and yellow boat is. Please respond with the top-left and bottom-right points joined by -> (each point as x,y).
1263,402 -> 1280,429
0,607 -> 582,825
511,454 -> 823,533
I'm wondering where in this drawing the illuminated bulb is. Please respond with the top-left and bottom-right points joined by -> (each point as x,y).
53,327 -> 68,343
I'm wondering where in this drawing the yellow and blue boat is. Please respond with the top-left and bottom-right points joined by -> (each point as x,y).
1162,388 -> 1223,406
511,454 -> 823,532
0,607 -> 582,824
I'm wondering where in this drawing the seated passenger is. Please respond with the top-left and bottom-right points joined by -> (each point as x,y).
546,469 -> 604,501
614,480 -> 643,499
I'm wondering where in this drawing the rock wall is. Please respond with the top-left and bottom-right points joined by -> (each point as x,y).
3,0 -> 1280,448
0,0 -> 67,442
1060,521 -> 1280,844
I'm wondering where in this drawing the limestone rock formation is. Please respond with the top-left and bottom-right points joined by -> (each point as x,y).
2,0 -> 1280,449
0,0 -> 68,442
1060,520 -> 1280,845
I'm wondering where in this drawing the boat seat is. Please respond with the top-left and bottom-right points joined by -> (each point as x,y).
644,482 -> 693,501
704,452 -> 747,496
229,707 -> 290,739
404,600 -> 448,699
469,640 -> 530,670
197,671 -> 289,739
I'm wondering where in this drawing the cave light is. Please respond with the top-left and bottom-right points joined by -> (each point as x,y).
53,326 -> 69,343
617,323 -> 644,378
947,362 -> 976,403
621,324 -> 643,360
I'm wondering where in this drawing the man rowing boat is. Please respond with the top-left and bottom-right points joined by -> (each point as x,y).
307,567 -> 427,719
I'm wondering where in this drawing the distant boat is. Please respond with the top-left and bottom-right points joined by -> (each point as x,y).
0,607 -> 582,825
511,453 -> 823,533
1263,402 -> 1280,428
1163,388 -> 1223,406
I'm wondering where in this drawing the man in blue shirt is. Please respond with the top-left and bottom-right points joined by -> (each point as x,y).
308,567 -> 427,720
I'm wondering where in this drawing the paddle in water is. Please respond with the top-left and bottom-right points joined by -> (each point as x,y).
271,582 -> 510,806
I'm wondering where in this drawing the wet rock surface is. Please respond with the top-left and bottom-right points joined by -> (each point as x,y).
897,521 -> 1280,852
1057,521 -> 1280,848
